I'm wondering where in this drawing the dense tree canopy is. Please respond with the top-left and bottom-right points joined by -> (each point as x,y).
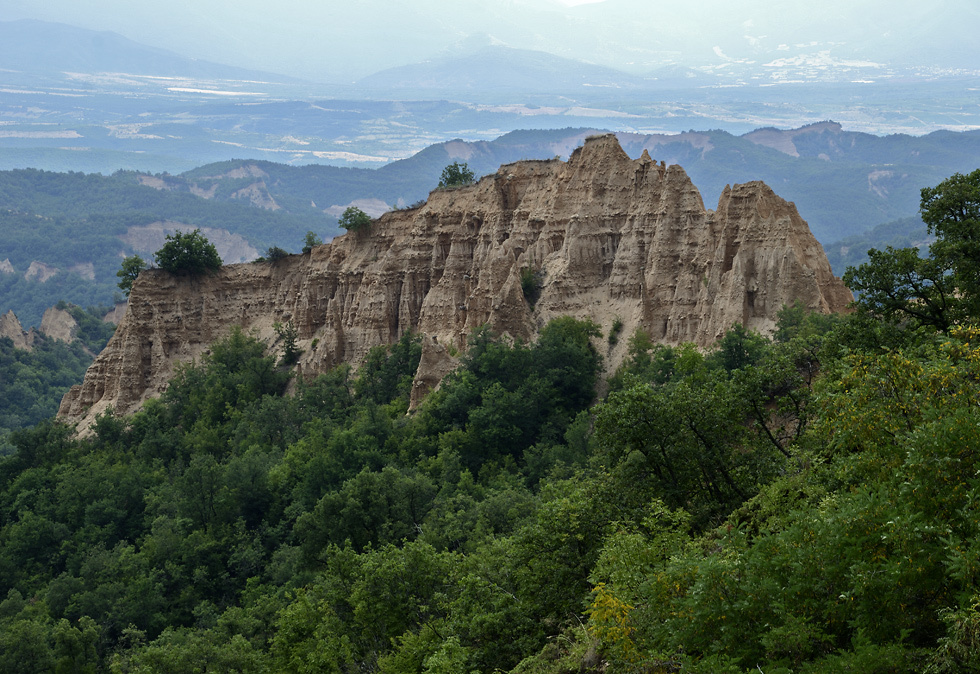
3,299 -> 973,673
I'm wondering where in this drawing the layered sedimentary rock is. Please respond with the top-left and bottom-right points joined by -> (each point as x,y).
59,134 -> 852,428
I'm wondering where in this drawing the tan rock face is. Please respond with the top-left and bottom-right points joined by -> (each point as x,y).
40,307 -> 79,343
102,303 -> 128,325
1,310 -> 32,351
25,261 -> 59,282
68,263 -> 96,281
59,134 -> 852,428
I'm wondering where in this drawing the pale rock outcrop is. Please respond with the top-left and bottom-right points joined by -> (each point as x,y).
0,259 -> 14,274
69,263 -> 96,281
0,310 -> 32,351
25,261 -> 58,282
60,134 -> 852,428
40,306 -> 79,343
230,182 -> 280,211
102,303 -> 128,325
119,222 -> 260,264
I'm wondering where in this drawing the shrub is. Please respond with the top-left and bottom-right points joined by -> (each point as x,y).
266,246 -> 289,261
154,229 -> 222,275
608,317 -> 624,345
274,320 -> 301,365
520,267 -> 543,308
338,207 -> 371,232
302,231 -> 322,254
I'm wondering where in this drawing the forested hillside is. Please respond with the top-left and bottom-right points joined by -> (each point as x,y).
0,170 -> 335,326
2,167 -> 980,674
4,290 -> 979,673
0,304 -> 116,451
823,215 -> 929,276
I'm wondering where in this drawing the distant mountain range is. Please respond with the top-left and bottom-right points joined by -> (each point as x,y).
4,0 -> 978,84
355,45 -> 654,95
0,19 -> 295,82
2,19 -> 979,181
2,19 -> 980,330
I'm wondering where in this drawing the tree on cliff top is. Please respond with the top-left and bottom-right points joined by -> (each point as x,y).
116,254 -> 147,296
437,161 -> 475,188
153,229 -> 222,276
338,207 -> 371,232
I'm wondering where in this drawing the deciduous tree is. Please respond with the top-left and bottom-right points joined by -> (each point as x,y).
153,229 -> 222,275
845,169 -> 980,330
338,207 -> 371,232
116,254 -> 147,296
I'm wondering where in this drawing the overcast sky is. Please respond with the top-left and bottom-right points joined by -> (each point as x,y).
1,0 -> 977,82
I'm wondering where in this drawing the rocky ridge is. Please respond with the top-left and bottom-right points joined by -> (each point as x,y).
1,304 -> 123,352
1,310 -> 34,350
59,134 -> 852,428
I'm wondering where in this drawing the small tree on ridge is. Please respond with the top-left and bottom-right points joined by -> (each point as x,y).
338,207 -> 371,232
438,162 -> 475,188
116,254 -> 148,296
154,230 -> 222,275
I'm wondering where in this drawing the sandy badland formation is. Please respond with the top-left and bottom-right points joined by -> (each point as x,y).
59,134 -> 852,428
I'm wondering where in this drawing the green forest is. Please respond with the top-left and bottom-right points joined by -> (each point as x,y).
0,304 -> 117,451
2,172 -> 980,673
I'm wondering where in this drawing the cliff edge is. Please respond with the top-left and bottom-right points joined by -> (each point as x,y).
59,134 -> 852,428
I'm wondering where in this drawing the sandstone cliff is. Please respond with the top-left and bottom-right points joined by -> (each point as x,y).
59,134 -> 852,428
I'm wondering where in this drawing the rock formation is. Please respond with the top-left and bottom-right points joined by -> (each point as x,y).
1,303 -> 126,353
40,306 -> 79,343
25,261 -> 59,282
1,310 -> 33,351
59,134 -> 852,428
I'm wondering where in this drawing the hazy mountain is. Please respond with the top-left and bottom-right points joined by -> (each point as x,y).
2,1 -> 977,83
355,44 -> 651,96
88,123 -> 980,246
643,64 -> 720,87
0,19 -> 295,81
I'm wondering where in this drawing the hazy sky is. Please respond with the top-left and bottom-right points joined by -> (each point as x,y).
1,0 -> 977,82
